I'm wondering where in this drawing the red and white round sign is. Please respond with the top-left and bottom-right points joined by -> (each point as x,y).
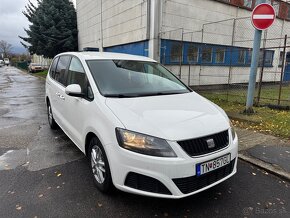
252,3 -> 275,30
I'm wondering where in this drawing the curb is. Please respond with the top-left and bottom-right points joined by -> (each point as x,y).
238,153 -> 290,182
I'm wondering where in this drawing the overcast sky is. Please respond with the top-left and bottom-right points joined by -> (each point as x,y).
0,0 -> 76,54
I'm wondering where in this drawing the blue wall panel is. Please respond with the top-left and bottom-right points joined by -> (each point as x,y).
160,39 -> 274,67
104,41 -> 149,57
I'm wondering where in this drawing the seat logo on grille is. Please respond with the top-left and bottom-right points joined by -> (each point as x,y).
206,139 -> 215,149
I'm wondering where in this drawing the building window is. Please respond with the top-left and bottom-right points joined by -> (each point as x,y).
170,42 -> 182,62
187,45 -> 198,63
258,50 -> 274,66
255,0 -> 271,7
243,0 -> 253,8
259,50 -> 265,65
273,1 -> 280,15
201,47 -> 213,63
287,5 -> 290,20
215,48 -> 226,63
264,51 -> 274,66
279,51 -> 284,66
247,49 -> 252,64
238,49 -> 246,64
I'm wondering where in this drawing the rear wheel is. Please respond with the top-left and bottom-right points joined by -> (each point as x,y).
89,137 -> 113,193
47,101 -> 58,129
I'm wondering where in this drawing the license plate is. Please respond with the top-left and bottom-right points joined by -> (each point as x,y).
196,154 -> 231,176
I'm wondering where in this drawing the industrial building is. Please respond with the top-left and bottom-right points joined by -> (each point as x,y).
76,0 -> 290,85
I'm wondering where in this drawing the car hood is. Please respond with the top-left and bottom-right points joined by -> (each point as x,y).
105,92 -> 229,141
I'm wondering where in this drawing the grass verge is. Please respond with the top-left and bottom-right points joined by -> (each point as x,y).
34,70 -> 48,78
204,96 -> 290,139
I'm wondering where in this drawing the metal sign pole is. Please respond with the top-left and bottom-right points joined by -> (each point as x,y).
244,0 -> 266,114
245,29 -> 262,113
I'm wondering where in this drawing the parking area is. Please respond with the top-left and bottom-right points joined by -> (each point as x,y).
0,67 -> 289,218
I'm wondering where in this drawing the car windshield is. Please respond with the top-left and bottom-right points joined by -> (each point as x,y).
86,60 -> 190,97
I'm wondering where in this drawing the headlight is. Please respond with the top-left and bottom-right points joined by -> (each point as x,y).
230,121 -> 236,141
116,128 -> 177,157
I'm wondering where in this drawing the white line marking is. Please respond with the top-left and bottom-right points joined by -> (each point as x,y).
253,14 -> 274,19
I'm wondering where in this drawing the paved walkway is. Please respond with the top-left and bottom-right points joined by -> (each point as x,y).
236,127 -> 290,181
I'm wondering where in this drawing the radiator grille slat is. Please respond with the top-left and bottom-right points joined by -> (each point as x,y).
178,130 -> 229,156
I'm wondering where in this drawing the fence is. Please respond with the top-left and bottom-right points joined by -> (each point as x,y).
160,17 -> 290,107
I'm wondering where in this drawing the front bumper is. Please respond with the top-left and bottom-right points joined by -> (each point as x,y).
106,132 -> 238,199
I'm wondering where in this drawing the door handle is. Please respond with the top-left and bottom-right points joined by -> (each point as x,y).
60,95 -> 65,101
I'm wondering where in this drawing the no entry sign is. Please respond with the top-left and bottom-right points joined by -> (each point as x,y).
252,3 -> 275,30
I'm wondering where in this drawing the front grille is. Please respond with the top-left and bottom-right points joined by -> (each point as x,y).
178,130 -> 229,156
173,158 -> 235,194
125,172 -> 172,195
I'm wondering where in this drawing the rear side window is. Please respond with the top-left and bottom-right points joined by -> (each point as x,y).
54,56 -> 71,86
49,57 -> 59,79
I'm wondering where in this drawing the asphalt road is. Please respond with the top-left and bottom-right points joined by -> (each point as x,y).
0,67 -> 289,218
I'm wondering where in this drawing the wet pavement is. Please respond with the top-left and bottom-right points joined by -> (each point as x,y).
248,145 -> 290,172
0,66 -> 83,172
0,67 -> 289,218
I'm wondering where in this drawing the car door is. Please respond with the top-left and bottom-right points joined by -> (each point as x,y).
62,56 -> 94,147
46,57 -> 59,118
49,55 -> 71,129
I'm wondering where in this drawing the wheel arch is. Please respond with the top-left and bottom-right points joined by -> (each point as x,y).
85,132 -> 102,156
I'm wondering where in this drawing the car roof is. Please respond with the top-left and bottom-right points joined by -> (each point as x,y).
57,52 -> 157,62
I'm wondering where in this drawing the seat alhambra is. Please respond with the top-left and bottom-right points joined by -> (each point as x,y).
45,52 -> 238,199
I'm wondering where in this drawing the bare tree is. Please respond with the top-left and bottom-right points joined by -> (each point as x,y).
0,40 -> 13,58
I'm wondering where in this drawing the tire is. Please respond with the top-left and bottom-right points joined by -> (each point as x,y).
89,137 -> 113,193
47,101 -> 58,129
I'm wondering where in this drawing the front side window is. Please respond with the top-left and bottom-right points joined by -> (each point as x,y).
55,56 -> 71,85
86,60 -> 190,97
67,57 -> 93,100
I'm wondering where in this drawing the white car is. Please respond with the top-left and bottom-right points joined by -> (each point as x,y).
4,58 -> 9,66
0,60 -> 4,67
45,52 -> 238,199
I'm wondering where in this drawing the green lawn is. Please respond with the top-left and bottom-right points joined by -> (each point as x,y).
199,84 -> 290,106
34,70 -> 48,78
199,88 -> 290,139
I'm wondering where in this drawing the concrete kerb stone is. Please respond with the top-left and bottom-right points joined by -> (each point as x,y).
239,153 -> 290,182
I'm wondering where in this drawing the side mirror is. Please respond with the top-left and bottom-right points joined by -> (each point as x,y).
65,84 -> 84,98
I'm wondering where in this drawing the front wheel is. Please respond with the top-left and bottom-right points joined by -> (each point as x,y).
89,137 -> 113,193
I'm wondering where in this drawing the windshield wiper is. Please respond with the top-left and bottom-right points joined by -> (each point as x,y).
104,94 -> 139,98
104,91 -> 188,98
136,91 -> 188,97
